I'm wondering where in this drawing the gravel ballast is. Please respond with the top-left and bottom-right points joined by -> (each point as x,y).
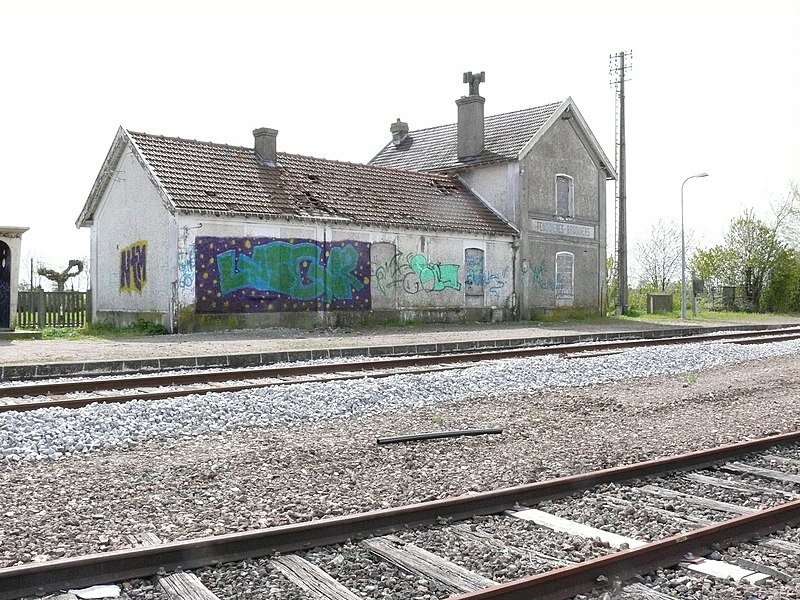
2,339 -> 800,598
1,339 -> 799,462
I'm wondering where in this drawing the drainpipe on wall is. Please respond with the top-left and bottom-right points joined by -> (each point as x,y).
511,239 -> 520,320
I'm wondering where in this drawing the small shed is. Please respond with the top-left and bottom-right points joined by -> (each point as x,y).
0,226 -> 29,329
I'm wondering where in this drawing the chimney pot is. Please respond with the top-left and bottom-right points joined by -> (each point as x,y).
390,118 -> 409,147
253,127 -> 278,165
456,95 -> 485,160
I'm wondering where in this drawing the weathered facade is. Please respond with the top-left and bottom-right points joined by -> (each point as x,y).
77,129 -> 517,332
77,73 -> 614,332
370,75 -> 616,319
0,226 -> 28,330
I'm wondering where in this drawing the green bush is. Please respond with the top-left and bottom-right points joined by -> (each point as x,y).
126,318 -> 168,335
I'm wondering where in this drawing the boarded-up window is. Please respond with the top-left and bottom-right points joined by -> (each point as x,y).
555,251 -> 574,303
464,248 -> 484,296
555,174 -> 574,218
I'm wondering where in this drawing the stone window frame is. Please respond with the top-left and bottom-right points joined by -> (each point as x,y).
554,174 -> 574,219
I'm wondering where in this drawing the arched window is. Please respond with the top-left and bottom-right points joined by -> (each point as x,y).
555,251 -> 574,305
555,174 -> 574,218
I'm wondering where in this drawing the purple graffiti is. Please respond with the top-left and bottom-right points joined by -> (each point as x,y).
194,236 -> 371,313
120,241 -> 147,293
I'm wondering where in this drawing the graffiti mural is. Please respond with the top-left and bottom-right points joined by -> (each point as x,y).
486,266 -> 510,299
194,236 -> 370,313
464,249 -> 509,300
373,250 -> 461,296
177,243 -> 195,289
531,259 -> 556,291
120,240 -> 147,293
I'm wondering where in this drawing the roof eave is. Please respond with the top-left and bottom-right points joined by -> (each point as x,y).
75,127 -> 129,228
75,128 -> 180,229
126,131 -> 179,217
517,98 -> 618,181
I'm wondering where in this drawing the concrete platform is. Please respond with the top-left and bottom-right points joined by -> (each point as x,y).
1,317 -> 798,381
0,329 -> 42,341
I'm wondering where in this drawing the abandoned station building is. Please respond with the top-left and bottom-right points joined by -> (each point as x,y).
76,73 -> 616,333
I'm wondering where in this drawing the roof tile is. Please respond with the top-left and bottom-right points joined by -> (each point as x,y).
369,101 -> 563,171
127,131 -> 516,236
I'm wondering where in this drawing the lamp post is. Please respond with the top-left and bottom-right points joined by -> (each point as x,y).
681,172 -> 708,319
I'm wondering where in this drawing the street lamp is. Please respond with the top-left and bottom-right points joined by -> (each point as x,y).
681,172 -> 709,319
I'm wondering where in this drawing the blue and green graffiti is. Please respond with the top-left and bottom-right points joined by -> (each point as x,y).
195,237 -> 371,313
374,250 -> 461,295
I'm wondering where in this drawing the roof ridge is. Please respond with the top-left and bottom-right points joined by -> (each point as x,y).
400,100 -> 565,135
127,130 -> 252,152
279,151 -> 455,179
129,130 -> 456,179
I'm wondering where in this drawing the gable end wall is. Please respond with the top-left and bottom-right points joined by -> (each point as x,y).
91,147 -> 175,325
519,117 -> 607,315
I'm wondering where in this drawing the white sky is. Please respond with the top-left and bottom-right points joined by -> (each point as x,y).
1,0 -> 798,284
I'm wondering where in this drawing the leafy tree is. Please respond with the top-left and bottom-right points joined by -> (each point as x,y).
690,245 -> 737,307
634,219 -> 689,291
761,248 -> 800,312
689,182 -> 798,313
37,259 -> 84,292
723,210 -> 785,309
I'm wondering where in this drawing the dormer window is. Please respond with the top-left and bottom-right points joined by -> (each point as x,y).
555,174 -> 574,218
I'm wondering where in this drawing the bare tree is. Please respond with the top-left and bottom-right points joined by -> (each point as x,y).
773,181 -> 800,248
37,260 -> 84,292
634,219 -> 689,291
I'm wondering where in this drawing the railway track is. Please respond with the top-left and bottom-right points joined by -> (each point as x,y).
2,326 -> 799,413
4,431 -> 800,600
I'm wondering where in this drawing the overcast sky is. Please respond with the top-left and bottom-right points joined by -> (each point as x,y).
1,0 -> 798,286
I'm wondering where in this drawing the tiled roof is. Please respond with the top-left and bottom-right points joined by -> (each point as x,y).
126,131 -> 517,236
369,101 -> 564,172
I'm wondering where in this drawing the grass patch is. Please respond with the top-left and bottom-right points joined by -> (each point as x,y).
618,309 -> 797,323
41,318 -> 168,340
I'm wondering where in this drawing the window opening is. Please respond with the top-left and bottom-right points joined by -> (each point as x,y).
555,174 -> 574,218
555,251 -> 574,303
464,248 -> 484,296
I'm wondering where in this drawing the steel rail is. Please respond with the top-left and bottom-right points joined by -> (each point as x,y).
450,499 -> 800,600
0,363 -> 472,413
2,326 -> 798,407
731,332 -> 800,345
1,430 -> 798,600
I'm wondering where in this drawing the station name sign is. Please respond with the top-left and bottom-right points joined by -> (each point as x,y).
531,219 -> 595,240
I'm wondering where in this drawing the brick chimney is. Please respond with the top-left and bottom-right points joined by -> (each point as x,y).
390,118 -> 409,147
253,127 -> 278,165
457,71 -> 485,160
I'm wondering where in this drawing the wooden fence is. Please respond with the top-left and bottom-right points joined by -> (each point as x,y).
16,290 -> 90,329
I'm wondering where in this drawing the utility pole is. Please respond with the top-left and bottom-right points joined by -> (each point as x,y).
610,50 -> 632,315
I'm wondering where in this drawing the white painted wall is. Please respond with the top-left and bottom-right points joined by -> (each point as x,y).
92,147 -> 174,318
